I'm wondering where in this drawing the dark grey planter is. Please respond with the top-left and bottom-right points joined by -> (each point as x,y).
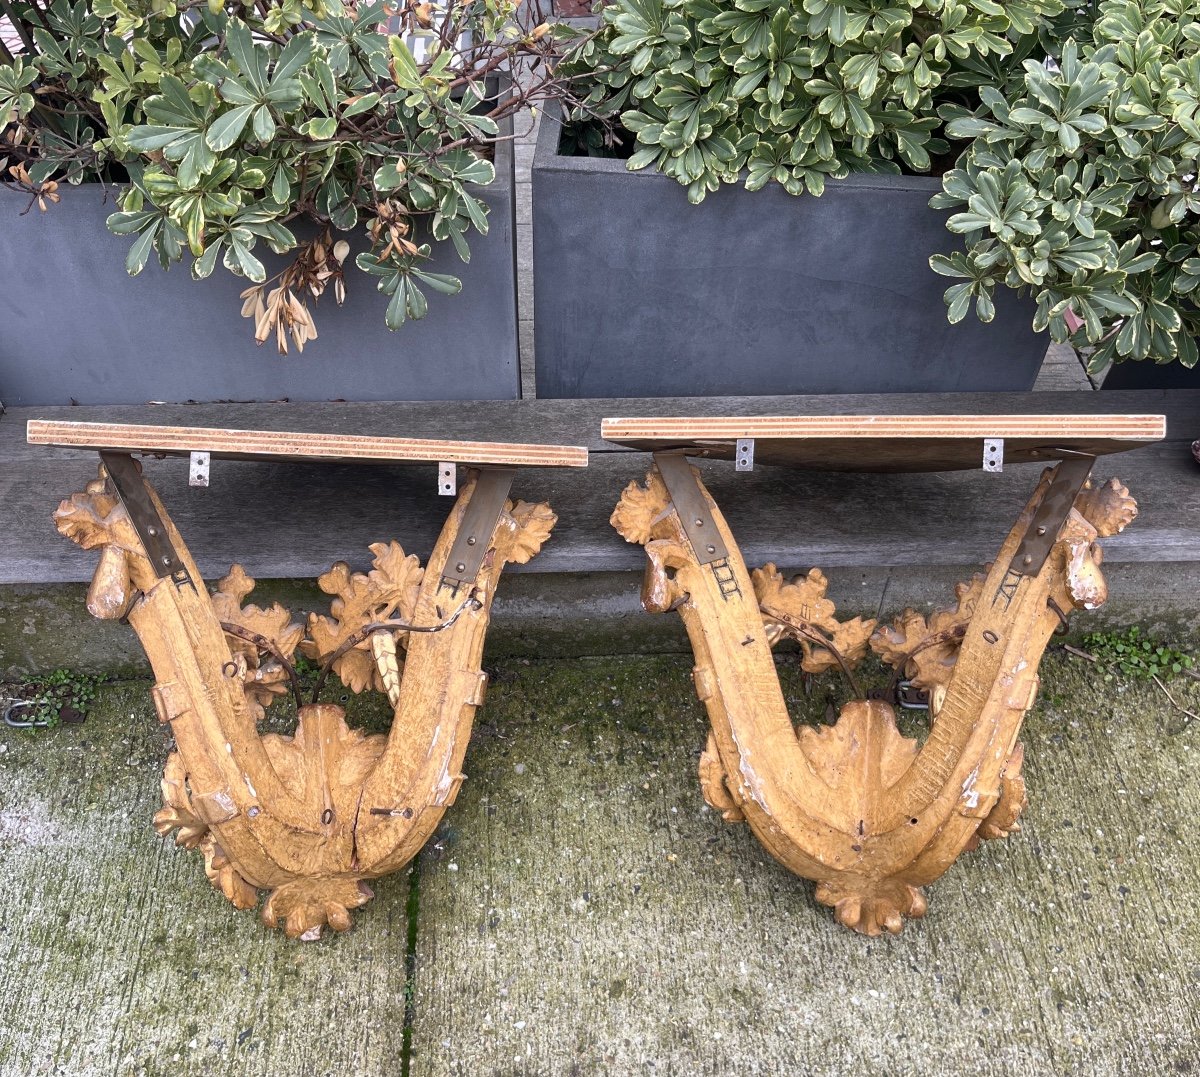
532,101 -> 1046,398
0,138 -> 517,405
1102,359 -> 1200,390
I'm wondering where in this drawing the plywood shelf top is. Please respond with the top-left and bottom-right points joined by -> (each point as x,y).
600,414 -> 1167,472
27,420 -> 590,469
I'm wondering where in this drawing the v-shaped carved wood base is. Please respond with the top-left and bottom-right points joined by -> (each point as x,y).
56,460 -> 555,939
612,456 -> 1138,935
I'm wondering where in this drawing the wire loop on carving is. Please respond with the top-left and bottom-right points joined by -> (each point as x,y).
309,590 -> 484,703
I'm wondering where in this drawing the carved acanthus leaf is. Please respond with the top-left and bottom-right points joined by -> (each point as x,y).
152,752 -> 209,849
201,837 -> 258,910
610,469 -> 672,545
798,700 -> 928,937
497,500 -> 557,565
870,574 -> 985,690
302,541 -> 424,694
752,564 -> 876,674
969,743 -> 1028,847
798,700 -> 919,797
1075,478 -> 1137,537
54,471 -> 137,553
211,565 -> 304,720
262,877 -> 374,940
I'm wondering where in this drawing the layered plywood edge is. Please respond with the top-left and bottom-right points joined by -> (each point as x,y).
601,414 -> 1167,471
27,420 -> 589,469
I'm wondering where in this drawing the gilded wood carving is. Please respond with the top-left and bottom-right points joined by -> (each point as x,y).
612,458 -> 1138,936
57,461 -> 555,939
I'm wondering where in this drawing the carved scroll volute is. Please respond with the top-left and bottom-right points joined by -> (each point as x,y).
57,463 -> 362,928
612,463 -> 845,876
613,459 -> 1140,937
322,472 -> 558,880
54,466 -> 177,620
59,458 -> 558,940
856,470 -> 1139,932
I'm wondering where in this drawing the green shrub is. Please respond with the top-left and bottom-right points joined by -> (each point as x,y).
0,0 -> 566,350
564,0 -> 1199,371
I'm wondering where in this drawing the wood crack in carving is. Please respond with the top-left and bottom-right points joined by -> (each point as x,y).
612,461 -> 1138,936
58,462 -> 556,939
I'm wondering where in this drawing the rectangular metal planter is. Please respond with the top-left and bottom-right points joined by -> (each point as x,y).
0,136 -> 517,405
532,100 -> 1046,398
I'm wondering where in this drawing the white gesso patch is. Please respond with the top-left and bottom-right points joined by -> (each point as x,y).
960,765 -> 982,810
729,723 -> 770,814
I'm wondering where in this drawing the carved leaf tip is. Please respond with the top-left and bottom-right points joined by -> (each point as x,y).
699,732 -> 745,823
261,878 -> 374,940
1076,478 -> 1138,537
610,469 -> 671,545
971,743 -> 1028,846
500,500 -> 557,565
752,564 -> 876,672
153,752 -> 209,849
202,837 -> 258,911
815,879 -> 928,936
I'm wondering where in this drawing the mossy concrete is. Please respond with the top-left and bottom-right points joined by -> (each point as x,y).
0,681 -> 412,1077
2,652 -> 1199,1075
411,650 -> 1200,1076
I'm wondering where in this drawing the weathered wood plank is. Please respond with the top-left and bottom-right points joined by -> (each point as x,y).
3,392 -> 1197,585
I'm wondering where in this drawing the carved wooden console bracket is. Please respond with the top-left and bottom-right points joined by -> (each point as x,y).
32,420 -> 587,939
604,414 -> 1165,936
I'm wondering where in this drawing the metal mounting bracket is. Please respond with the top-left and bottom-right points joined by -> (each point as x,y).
983,438 -> 1004,473
654,453 -> 729,566
1010,455 -> 1094,577
189,451 -> 211,488
441,467 -> 516,587
100,451 -> 190,583
438,462 -> 457,497
735,439 -> 755,472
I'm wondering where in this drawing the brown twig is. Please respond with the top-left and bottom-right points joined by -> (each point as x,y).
1152,673 -> 1200,733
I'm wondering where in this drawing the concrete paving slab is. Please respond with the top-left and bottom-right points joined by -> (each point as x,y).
407,652 -> 1200,1077
3,653 -> 1200,1074
0,683 -> 413,1077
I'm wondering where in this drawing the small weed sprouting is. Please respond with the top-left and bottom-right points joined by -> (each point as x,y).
1080,627 -> 1195,684
3,669 -> 104,729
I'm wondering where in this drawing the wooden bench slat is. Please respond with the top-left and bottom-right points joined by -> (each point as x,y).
4,393 -> 1196,586
601,414 -> 1166,472
26,420 -> 589,469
